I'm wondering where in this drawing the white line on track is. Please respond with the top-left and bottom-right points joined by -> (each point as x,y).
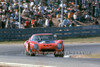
64,55 -> 71,58
0,62 -> 55,67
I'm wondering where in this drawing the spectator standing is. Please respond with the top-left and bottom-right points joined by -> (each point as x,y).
59,17 -> 71,27
14,15 -> 19,21
38,17 -> 43,27
1,15 -> 6,28
92,2 -> 96,17
5,18 -> 10,28
38,4 -> 45,15
31,18 -> 35,28
2,2 -> 8,12
24,18 -> 31,28
99,1 -> 100,16
34,0 -> 39,5
0,8 -> 2,15
0,16 -> 2,28
20,1 -> 24,13
10,17 -> 15,28
93,19 -> 99,25
49,18 -> 54,27
14,9 -> 19,17
12,1 -> 18,11
34,19 -> 38,27
73,12 -> 77,20
95,2 -> 99,17
45,17 -> 49,27
79,3 -> 82,10
22,7 -> 30,17
54,8 -> 58,17
0,19 -> 1,28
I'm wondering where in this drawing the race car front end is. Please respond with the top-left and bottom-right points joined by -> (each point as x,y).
29,40 -> 64,57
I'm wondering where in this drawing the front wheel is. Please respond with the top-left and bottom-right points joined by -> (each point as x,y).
28,49 -> 35,56
54,49 -> 64,57
59,52 -> 64,57
25,50 -> 30,56
28,45 -> 35,56
54,54 -> 59,57
54,52 -> 64,57
60,49 -> 64,57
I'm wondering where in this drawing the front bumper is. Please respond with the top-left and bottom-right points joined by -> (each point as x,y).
31,49 -> 63,55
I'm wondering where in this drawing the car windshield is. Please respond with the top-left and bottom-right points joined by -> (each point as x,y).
32,35 -> 56,41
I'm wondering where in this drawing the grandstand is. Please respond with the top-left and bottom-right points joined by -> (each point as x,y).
0,0 -> 100,29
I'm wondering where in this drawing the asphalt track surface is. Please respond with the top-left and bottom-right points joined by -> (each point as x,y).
0,43 -> 100,67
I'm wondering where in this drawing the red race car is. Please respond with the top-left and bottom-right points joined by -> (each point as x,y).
24,33 -> 64,57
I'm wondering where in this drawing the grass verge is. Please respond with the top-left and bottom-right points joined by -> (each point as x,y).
0,41 -> 24,45
63,36 -> 100,44
71,54 -> 100,58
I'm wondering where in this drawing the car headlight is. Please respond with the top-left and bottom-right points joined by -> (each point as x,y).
33,44 -> 38,50
57,43 -> 62,49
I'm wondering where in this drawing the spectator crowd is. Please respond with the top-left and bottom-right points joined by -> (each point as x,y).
0,0 -> 100,29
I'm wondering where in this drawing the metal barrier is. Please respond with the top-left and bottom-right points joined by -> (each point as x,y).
0,25 -> 100,41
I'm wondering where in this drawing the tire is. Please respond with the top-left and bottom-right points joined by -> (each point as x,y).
28,45 -> 35,56
54,48 -> 64,57
54,54 -> 59,57
59,49 -> 64,57
59,53 -> 64,57
25,51 -> 30,56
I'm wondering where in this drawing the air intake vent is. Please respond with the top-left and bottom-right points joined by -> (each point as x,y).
41,49 -> 55,52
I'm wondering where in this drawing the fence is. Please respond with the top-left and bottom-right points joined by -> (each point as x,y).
0,25 -> 100,41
